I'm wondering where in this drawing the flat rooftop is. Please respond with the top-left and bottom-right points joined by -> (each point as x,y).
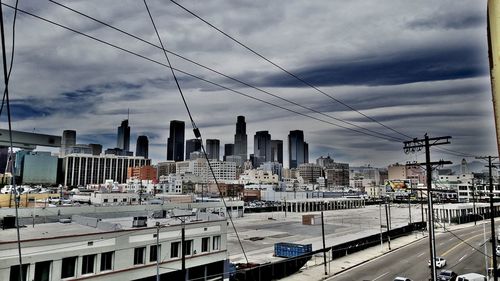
0,212 -> 223,243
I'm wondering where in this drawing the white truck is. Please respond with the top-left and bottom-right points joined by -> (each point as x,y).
456,273 -> 486,281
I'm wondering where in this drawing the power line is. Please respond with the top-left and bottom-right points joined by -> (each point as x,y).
142,0 -> 249,264
46,0 -> 406,143
0,0 -> 18,118
1,3 -> 404,144
168,0 -> 415,140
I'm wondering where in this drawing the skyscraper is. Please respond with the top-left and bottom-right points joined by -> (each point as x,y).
167,120 -> 185,161
185,139 -> 202,160
288,130 -> 307,168
206,139 -> 220,160
117,120 -> 130,152
136,135 -> 149,158
271,140 -> 283,164
224,144 -> 234,161
234,116 -> 247,165
60,130 -> 76,157
253,131 -> 271,167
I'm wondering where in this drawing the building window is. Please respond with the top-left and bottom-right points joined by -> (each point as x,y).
184,240 -> 193,255
213,236 -> 221,250
9,264 -> 28,281
34,260 -> 51,281
113,198 -> 118,202
150,245 -> 160,262
134,247 -> 145,265
103,199 -> 108,203
171,242 -> 180,258
61,257 -> 77,278
81,254 -> 96,275
100,251 -> 113,271
201,237 -> 210,253
122,198 -> 127,202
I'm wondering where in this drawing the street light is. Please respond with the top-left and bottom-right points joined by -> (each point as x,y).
469,212 -> 488,277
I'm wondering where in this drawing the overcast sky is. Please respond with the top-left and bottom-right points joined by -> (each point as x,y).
1,0 -> 495,168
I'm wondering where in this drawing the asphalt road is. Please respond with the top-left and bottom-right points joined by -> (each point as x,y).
328,222 -> 494,281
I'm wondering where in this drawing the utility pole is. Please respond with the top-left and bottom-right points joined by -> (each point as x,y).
156,222 -> 161,281
403,134 -> 451,281
472,181 -> 477,226
477,156 -> 499,281
385,201 -> 391,250
321,210 -> 327,275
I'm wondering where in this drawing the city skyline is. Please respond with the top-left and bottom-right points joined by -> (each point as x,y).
1,0 -> 495,168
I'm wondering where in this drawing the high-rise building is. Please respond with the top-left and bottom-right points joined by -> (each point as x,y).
233,116 -> 247,165
253,131 -> 271,167
288,130 -> 308,168
89,143 -> 102,156
206,139 -> 220,160
63,154 -> 150,186
270,140 -> 283,164
60,130 -> 76,157
167,120 -> 185,161
135,135 -> 149,158
22,151 -> 58,185
185,139 -> 202,160
117,119 -> 130,152
224,144 -> 234,161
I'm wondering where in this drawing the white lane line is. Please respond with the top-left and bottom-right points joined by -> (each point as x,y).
458,254 -> 468,262
449,238 -> 454,241
439,242 -> 445,246
373,272 -> 389,281
418,252 -> 425,257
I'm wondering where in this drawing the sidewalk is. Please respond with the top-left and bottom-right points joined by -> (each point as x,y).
281,218 -> 497,281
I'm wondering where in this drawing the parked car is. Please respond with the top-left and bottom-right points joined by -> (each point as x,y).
438,270 -> 458,281
394,277 -> 412,281
429,256 -> 447,268
496,245 -> 500,257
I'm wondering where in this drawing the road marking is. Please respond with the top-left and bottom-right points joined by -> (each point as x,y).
418,252 -> 425,257
373,272 -> 389,281
439,242 -> 444,246
459,254 -> 467,262
441,232 -> 485,257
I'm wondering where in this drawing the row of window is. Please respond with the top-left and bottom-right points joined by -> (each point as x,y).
9,236 -> 221,281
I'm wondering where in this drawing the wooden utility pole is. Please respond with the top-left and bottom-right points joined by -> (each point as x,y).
477,156 -> 499,281
403,134 -> 451,281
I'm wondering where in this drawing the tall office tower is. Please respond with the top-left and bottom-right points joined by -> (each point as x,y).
135,135 -> 149,158
288,130 -> 307,169
233,116 -> 247,164
89,143 -> 103,156
117,119 -> 130,152
224,144 -> 234,161
0,146 -> 8,173
60,130 -> 76,157
167,120 -> 185,161
185,139 -> 202,160
270,140 -> 283,164
206,139 -> 220,160
253,131 -> 271,167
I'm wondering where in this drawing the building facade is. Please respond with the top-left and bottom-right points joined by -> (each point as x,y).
116,119 -> 130,152
167,120 -> 185,162
206,139 -> 220,160
185,139 -> 201,160
63,154 -> 150,187
22,152 -> 58,185
135,135 -> 149,158
270,140 -> 283,164
233,116 -> 247,165
288,130 -> 308,169
253,131 -> 271,168
127,165 -> 157,181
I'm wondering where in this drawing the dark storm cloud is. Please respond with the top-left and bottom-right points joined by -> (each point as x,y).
8,103 -> 51,120
407,11 -> 484,30
256,44 -> 488,88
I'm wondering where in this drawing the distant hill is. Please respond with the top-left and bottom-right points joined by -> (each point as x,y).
448,160 -> 489,174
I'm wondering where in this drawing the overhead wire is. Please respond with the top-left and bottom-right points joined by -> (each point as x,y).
46,0 -> 406,143
142,0 -> 249,264
0,1 -> 22,280
168,0 -> 415,140
0,3 -> 405,144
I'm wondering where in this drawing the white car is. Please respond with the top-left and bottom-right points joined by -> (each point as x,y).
394,277 -> 412,281
496,245 -> 500,257
428,257 -> 447,268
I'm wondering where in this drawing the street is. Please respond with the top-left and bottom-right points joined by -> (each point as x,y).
328,222 -> 493,281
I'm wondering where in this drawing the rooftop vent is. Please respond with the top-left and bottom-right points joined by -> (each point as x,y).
132,216 -> 147,227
